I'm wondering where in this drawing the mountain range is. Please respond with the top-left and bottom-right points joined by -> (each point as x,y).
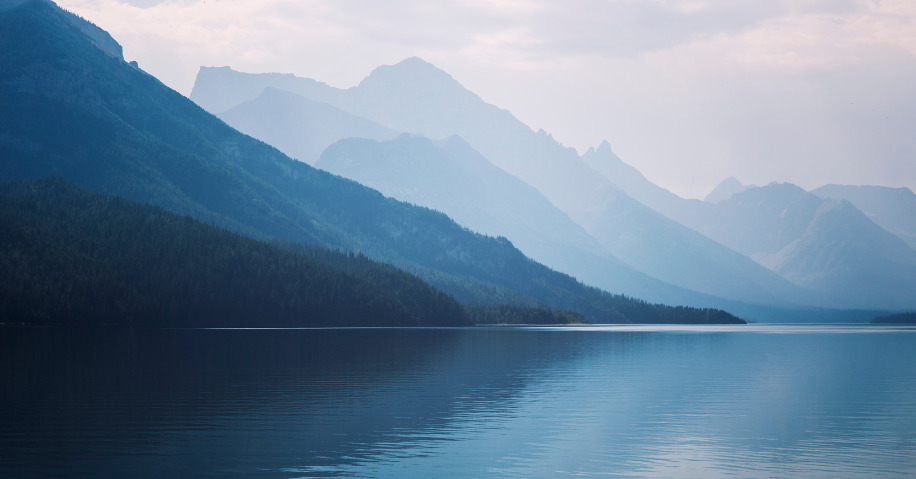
316,134 -> 710,305
582,146 -> 916,309
0,0 -> 742,325
191,60 -> 814,310
219,87 -> 400,165
812,184 -> 916,251
190,58 -> 916,314
688,183 -> 916,309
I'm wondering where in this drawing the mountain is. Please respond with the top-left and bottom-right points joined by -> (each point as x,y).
764,198 -> 916,309
579,140 -> 749,242
681,183 -> 819,260
580,141 -> 916,309
317,134 -> 721,305
0,0 -> 123,59
572,142 -> 803,306
212,84 -> 648,297
811,184 -> 916,251
0,0 -> 741,324
190,65 -> 344,115
705,177 -> 747,203
190,58 -> 811,308
683,183 -> 916,309
218,87 -> 399,165
581,140 -> 708,221
0,179 -> 470,327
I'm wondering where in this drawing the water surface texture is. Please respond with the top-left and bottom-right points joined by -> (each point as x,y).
2,325 -> 915,478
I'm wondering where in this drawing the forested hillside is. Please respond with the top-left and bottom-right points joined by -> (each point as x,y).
0,179 -> 470,327
871,313 -> 916,324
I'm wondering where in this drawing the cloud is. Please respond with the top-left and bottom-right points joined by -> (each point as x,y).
62,0 -> 909,83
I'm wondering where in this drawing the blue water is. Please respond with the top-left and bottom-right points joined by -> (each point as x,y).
2,325 -> 915,478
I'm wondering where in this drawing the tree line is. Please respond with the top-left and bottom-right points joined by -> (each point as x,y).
0,179 -> 471,327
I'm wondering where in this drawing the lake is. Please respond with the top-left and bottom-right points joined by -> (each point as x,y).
2,325 -> 915,478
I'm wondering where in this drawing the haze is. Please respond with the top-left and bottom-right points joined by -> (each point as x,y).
56,0 -> 916,199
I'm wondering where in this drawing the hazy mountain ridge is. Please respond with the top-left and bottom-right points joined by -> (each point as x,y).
191,65 -> 342,115
0,0 -> 742,324
763,198 -> 916,309
681,183 -> 916,309
316,134 -> 720,305
705,177 -> 747,203
582,138 -> 916,309
689,183 -> 822,259
812,184 -> 916,251
191,58 -> 813,309
581,140 -> 708,223
218,87 -> 399,165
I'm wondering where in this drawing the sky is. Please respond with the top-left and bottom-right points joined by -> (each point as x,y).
55,0 -> 916,199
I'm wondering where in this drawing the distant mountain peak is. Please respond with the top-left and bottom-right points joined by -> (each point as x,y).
810,183 -> 916,251
582,139 -> 634,174
357,57 -> 467,96
398,56 -> 436,68
759,182 -> 809,199
392,56 -> 443,74
583,139 -> 618,159
705,177 -> 745,203
197,65 -> 305,78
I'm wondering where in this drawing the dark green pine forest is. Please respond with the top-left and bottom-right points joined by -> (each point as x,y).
0,179 -> 470,327
0,0 -> 744,325
871,312 -> 916,324
467,305 -> 586,325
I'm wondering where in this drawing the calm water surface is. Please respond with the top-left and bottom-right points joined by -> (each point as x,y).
2,325 -> 915,478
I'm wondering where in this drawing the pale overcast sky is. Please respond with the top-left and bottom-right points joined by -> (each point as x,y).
56,0 -> 916,199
